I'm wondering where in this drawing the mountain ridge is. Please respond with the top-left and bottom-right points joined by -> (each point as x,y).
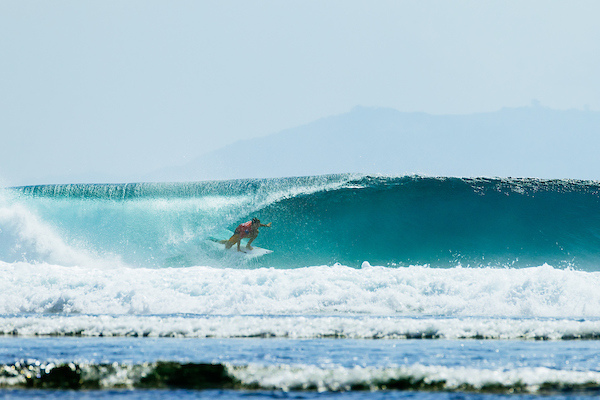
145,105 -> 600,182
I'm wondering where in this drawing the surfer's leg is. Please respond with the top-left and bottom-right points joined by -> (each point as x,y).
246,233 -> 258,250
225,234 -> 239,249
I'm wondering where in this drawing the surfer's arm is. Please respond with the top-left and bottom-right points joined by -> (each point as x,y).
260,222 -> 272,227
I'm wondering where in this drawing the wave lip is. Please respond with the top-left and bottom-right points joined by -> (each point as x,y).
2,361 -> 600,394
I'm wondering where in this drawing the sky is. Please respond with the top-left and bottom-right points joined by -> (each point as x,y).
1,1 -> 599,185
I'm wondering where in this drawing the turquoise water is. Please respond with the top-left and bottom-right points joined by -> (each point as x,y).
2,174 -> 600,397
8,174 -> 600,269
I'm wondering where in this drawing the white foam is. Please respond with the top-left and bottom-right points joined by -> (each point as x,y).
1,262 -> 599,317
0,200 -> 125,269
230,363 -> 600,392
3,314 -> 600,340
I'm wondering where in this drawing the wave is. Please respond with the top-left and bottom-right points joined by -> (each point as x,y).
1,175 -> 356,268
2,360 -> 600,393
4,175 -> 600,270
1,262 -> 599,318
257,175 -> 600,269
3,314 -> 600,340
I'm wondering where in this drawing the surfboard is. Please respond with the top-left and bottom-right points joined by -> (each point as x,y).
207,237 -> 273,259
229,245 -> 273,258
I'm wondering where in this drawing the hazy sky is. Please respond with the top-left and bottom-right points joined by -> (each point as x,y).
1,1 -> 599,185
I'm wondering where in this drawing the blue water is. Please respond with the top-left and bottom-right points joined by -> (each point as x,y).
2,174 -> 600,398
2,337 -> 600,395
2,337 -> 600,370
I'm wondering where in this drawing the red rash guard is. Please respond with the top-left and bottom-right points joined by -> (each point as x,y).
234,221 -> 253,238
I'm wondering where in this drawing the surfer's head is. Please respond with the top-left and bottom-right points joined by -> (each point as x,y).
252,218 -> 260,225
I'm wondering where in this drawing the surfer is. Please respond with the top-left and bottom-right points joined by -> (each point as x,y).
224,218 -> 272,252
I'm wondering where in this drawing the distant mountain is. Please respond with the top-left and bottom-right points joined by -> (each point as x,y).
145,106 -> 600,182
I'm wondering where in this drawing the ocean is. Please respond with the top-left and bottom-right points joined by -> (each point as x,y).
1,174 -> 600,399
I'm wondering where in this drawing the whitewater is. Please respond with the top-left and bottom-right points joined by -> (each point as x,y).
2,174 -> 600,398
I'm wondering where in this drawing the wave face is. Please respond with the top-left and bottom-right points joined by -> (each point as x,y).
4,174 -> 600,270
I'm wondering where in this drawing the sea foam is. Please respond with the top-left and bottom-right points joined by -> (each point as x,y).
1,261 -> 598,318
3,314 -> 600,340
